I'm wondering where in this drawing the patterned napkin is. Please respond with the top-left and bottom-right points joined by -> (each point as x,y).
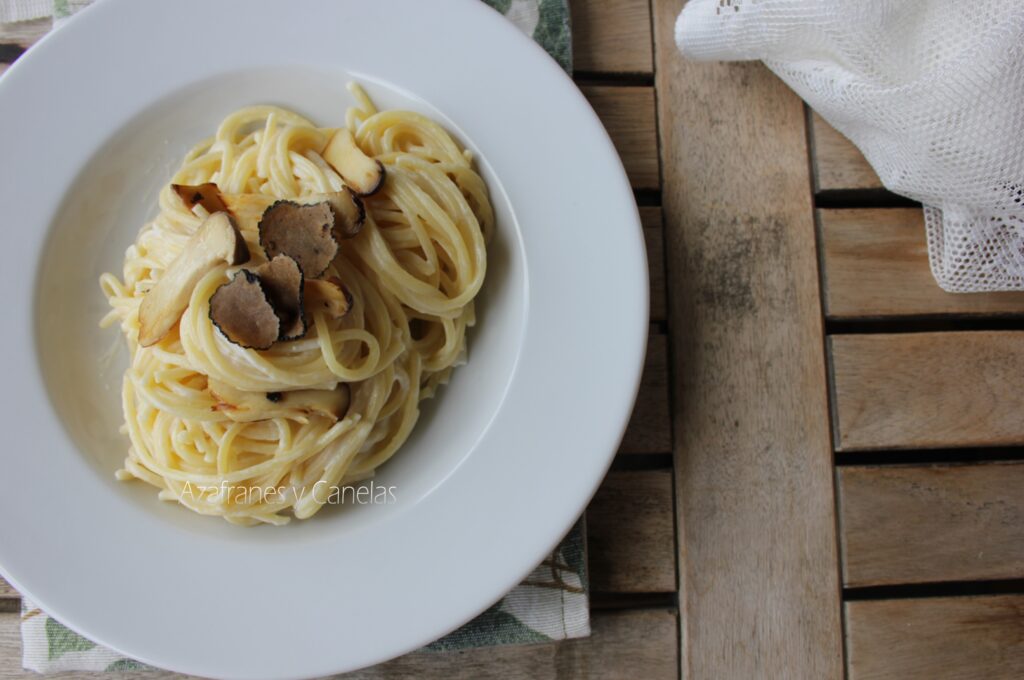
8,0 -> 583,673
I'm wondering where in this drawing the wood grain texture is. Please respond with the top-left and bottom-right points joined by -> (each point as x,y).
811,113 -> 882,191
570,0 -> 653,74
0,608 -> 678,679
830,332 -> 1024,451
588,470 -> 675,593
643,207 -> 668,322
653,1 -> 844,677
820,209 -> 1024,318
838,463 -> 1024,587
582,85 -> 659,191
845,595 -> 1024,680
0,17 -> 50,51
620,333 -> 671,454
0,580 -> 12,600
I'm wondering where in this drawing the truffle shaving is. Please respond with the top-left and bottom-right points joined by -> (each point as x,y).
256,255 -> 306,340
258,201 -> 339,278
208,270 -> 280,350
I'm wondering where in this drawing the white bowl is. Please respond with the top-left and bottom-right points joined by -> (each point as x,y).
0,1 -> 647,677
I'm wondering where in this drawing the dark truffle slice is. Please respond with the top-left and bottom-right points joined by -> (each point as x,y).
208,270 -> 280,350
255,255 -> 306,341
257,201 -> 339,278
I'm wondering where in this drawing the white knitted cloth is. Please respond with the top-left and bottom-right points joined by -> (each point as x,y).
677,0 -> 1024,293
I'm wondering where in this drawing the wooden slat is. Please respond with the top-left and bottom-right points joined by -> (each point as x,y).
653,1 -> 844,677
0,608 -> 678,679
830,332 -> 1024,451
582,85 -> 659,191
0,579 -> 13,600
642,207 -> 667,322
0,17 -> 51,51
845,595 -> 1024,680
570,0 -> 653,74
820,209 -> 1024,319
838,463 -> 1024,587
810,113 -> 882,192
620,334 -> 671,454
587,470 -> 675,593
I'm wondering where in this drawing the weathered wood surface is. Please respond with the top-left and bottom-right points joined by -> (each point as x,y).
654,0 -> 844,677
845,595 -> 1024,680
838,463 -> 1024,587
620,334 -> 672,454
569,0 -> 653,74
582,85 -> 660,191
0,17 -> 50,52
819,209 -> 1024,318
588,470 -> 676,593
830,332 -> 1024,451
811,113 -> 882,192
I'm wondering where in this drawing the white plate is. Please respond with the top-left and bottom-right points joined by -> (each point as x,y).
0,1 -> 647,677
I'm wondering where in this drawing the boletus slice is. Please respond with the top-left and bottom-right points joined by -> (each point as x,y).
255,255 -> 306,341
172,183 -> 229,214
208,270 -> 280,350
137,212 -> 249,347
208,379 -> 351,422
322,128 -> 385,196
258,201 -> 339,278
303,277 -> 352,320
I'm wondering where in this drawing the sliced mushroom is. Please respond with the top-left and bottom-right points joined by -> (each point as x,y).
258,201 -> 339,278
208,270 -> 280,350
223,190 -> 364,241
172,183 -> 228,214
208,379 -> 351,422
255,255 -> 306,341
303,277 -> 352,319
321,187 -> 366,238
138,212 -> 249,347
322,128 -> 385,196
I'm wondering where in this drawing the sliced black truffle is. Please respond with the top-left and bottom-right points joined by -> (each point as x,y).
322,129 -> 386,196
303,277 -> 353,319
172,183 -> 228,214
255,255 -> 306,341
258,201 -> 339,278
208,270 -> 279,350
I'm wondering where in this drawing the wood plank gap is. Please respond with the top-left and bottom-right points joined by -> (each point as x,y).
0,44 -> 24,64
815,190 -> 919,209
845,579 -> 1024,602
574,72 -> 655,87
828,317 -> 1024,334
836,447 -> 1024,466
590,592 -> 677,610
609,453 -> 673,471
634,189 -> 662,206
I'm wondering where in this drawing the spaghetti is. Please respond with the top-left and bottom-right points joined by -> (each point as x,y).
100,84 -> 491,525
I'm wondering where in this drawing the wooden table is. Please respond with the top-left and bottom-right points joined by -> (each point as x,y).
3,2 -> 1024,677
